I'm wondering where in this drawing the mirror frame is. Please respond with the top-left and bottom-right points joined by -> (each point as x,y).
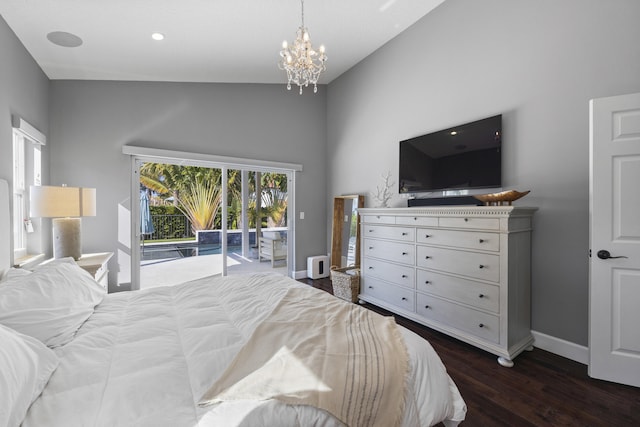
330,195 -> 365,268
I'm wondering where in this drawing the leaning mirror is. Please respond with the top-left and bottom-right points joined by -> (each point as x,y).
330,195 -> 364,268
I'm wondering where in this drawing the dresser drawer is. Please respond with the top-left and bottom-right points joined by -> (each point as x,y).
362,215 -> 396,225
395,215 -> 438,227
364,239 -> 415,265
416,245 -> 500,282
363,225 -> 414,242
361,277 -> 415,312
363,257 -> 414,289
439,216 -> 500,230
416,269 -> 499,313
416,228 -> 499,251
417,294 -> 500,343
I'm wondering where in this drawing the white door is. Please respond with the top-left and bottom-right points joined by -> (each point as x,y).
589,92 -> 640,387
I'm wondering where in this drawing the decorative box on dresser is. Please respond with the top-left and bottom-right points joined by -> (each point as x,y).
358,206 -> 537,367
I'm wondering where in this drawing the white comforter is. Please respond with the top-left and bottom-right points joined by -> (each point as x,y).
23,273 -> 466,427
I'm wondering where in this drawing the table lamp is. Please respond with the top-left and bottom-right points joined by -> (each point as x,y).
29,185 -> 96,260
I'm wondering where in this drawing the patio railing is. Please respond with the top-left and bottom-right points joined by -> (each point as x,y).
144,214 -> 194,241
143,214 -> 287,245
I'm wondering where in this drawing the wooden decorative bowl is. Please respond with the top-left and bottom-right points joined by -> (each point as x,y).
473,190 -> 530,206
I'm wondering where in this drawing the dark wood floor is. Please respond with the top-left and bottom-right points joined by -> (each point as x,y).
298,277 -> 640,426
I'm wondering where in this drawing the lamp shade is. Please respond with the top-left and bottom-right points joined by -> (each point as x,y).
30,185 -> 96,218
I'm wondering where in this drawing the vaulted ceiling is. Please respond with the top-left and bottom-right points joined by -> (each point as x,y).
0,0 -> 445,84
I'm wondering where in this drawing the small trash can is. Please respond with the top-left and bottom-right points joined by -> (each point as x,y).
330,266 -> 360,303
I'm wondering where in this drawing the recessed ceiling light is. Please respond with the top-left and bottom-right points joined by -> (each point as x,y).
46,31 -> 83,48
151,32 -> 165,41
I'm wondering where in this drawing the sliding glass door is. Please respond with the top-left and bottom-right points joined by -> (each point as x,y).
127,149 -> 299,291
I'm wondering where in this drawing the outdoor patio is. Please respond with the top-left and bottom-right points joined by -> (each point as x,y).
140,247 -> 287,289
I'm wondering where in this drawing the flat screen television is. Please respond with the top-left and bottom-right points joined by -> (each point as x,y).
399,115 -> 502,194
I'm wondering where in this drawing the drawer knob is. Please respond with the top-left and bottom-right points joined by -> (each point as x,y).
424,305 -> 430,309
424,280 -> 431,284
401,297 -> 407,301
424,234 -> 431,238
368,286 -> 373,289
464,218 -> 469,222
401,232 -> 408,236
478,323 -> 485,328
479,294 -> 485,298
401,274 -> 408,278
479,264 -> 485,269
402,252 -> 408,255
479,239 -> 485,243
369,229 -> 374,232
425,256 -> 431,259
368,266 -> 374,269
369,246 -> 374,250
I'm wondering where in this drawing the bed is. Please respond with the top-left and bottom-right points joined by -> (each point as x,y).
0,180 -> 466,427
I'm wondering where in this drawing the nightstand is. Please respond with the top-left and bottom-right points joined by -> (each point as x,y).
75,252 -> 113,289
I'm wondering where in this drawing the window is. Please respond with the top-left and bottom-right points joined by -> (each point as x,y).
12,117 -> 45,262
12,132 -> 26,258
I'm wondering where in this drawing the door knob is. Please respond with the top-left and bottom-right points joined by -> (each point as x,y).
597,250 -> 628,260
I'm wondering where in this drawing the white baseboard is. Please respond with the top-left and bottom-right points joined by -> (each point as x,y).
293,270 -> 308,280
531,330 -> 589,365
294,270 -> 333,280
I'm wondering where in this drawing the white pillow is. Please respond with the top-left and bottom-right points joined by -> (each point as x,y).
0,324 -> 59,427
0,262 -> 106,347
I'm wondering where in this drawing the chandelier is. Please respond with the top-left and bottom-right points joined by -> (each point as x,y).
278,0 -> 327,94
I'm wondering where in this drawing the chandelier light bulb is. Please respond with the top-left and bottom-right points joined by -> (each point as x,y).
277,0 -> 327,94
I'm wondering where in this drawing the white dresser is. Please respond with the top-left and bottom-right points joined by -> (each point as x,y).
359,206 -> 536,366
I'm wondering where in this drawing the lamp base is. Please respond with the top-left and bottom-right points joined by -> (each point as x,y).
52,217 -> 82,260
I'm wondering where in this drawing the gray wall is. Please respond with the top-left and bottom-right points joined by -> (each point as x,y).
0,16 -> 50,257
5,0 -> 640,348
326,0 -> 640,346
49,81 -> 327,287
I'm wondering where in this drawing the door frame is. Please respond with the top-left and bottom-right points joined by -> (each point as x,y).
124,145 -> 302,290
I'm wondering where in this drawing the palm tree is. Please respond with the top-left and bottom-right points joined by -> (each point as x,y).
140,162 -> 289,234
139,163 -> 174,203
260,173 -> 288,228
177,180 -> 221,232
223,170 -> 287,229
140,163 -> 223,233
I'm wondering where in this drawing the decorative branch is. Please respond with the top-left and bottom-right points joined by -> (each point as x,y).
371,171 -> 394,208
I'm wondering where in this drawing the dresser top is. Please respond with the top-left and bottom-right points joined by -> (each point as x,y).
359,206 -> 537,217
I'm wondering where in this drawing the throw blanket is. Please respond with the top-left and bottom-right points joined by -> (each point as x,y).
199,287 -> 409,427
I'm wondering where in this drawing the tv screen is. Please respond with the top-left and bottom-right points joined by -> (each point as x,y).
399,115 -> 502,194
